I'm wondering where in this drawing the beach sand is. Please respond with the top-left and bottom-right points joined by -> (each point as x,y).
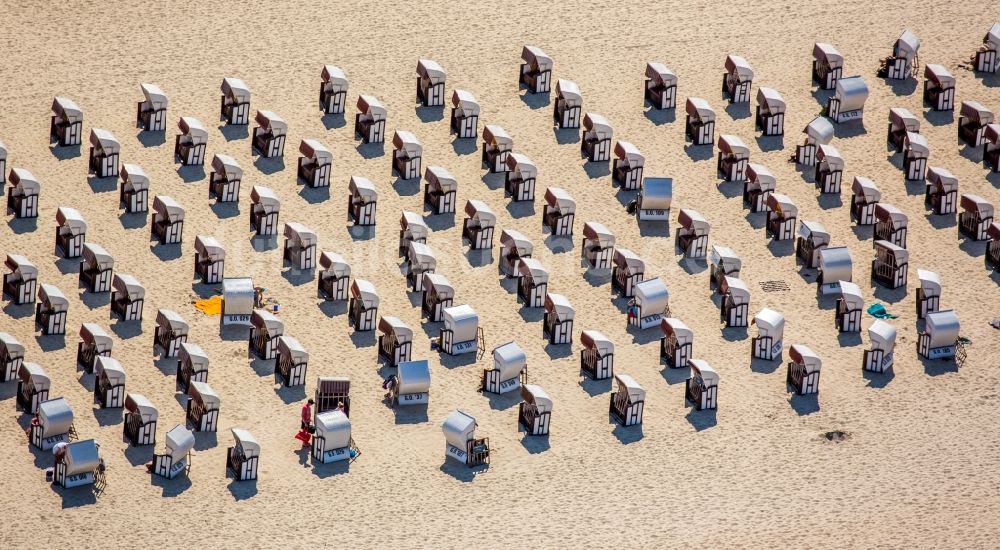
1,1 -> 999,548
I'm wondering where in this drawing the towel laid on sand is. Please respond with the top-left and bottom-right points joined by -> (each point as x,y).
194,296 -> 223,315
867,303 -> 898,319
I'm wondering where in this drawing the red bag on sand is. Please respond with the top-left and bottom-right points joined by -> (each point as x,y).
294,430 -> 311,444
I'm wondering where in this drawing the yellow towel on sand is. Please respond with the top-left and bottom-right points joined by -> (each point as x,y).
193,296 -> 223,315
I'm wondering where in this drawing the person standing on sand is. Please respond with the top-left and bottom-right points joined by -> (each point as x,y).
301,399 -> 314,430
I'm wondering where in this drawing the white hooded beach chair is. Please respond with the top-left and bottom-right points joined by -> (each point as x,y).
439,304 -> 480,356
194,235 -> 225,283
925,167 -> 958,215
613,141 -> 645,190
17,362 -> 50,414
227,428 -> 259,481
518,384 -> 552,436
55,439 -> 102,490
422,272 -> 454,322
686,360 -> 719,411
75,328 -> 111,379
708,246 -> 741,293
315,376 -> 352,416
813,43 -> 844,89
123,393 -> 157,446
252,110 -> 287,158
93,355 -> 126,408
636,177 -> 672,221
580,330 -> 614,380
543,187 -> 575,236
879,30 -> 920,80
319,65 -> 348,114
277,336 -> 308,387
348,176 -> 377,226
902,132 -> 929,181
815,144 -> 844,194
423,165 -> 457,214
119,163 -> 149,213
6,167 -> 39,218
399,210 -> 429,252
297,139 -> 332,187
137,83 -> 168,131
78,243 -> 113,294
985,124 -> 1000,173
153,425 -> 193,479
610,374 -> 645,426
520,45 -> 552,94
988,223 -> 1000,270
922,64 -> 955,111
392,130 -> 423,180
581,222 -> 615,269
612,248 -> 645,298
766,193 -> 798,241
887,107 -> 920,151
958,101 -> 994,147
817,246 -> 852,294
851,177 -> 881,225
581,113 -> 613,162
174,116 -> 207,165
959,194 -> 994,241
442,410 -> 489,466
752,308 -> 784,361
354,95 -> 386,143
865,320 -> 897,373
787,345 -> 821,395
744,163 -> 775,213
918,310 -> 960,360
111,273 -> 144,322
377,316 -> 413,368
31,397 -> 74,451
249,309 -> 283,360
349,279 -> 379,331
176,342 -> 209,392
0,331 -> 25,382
645,62 -> 677,109
973,23 -> 1000,73
416,59 -> 446,107
685,97 -> 715,145
874,204 -> 908,248
209,153 -> 242,203
796,220 -> 830,268
220,77 -> 251,125
505,152 -> 537,202
151,195 -> 184,244
35,283 -> 68,335
482,125 -> 513,172
796,117 -> 834,165
4,253 -> 37,305
517,258 -> 548,308
676,209 -> 710,258
222,277 -> 254,325
250,185 -> 280,235
88,128 -> 120,178
186,380 -> 220,432
388,360 -> 430,406
0,140 -> 6,185
630,277 -> 669,330
450,89 -> 480,138
554,79 -> 583,129
755,87 -> 785,136
827,76 -> 868,123
462,200 -> 496,250
55,207 -> 86,258
835,280 -> 864,332
283,222 -> 317,270
153,309 -> 187,358
312,411 -> 356,463
483,341 -> 526,394
720,277 -> 750,327
543,293 -> 574,345
318,251 -> 351,301
499,229 -> 533,276
717,134 -> 750,182
723,55 -> 754,103
50,96 -> 83,146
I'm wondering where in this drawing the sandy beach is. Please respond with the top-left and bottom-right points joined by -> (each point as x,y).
1,1 -> 999,548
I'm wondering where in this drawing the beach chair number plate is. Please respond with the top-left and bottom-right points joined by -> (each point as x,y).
451,340 -> 477,354
499,377 -> 518,392
928,346 -> 954,359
